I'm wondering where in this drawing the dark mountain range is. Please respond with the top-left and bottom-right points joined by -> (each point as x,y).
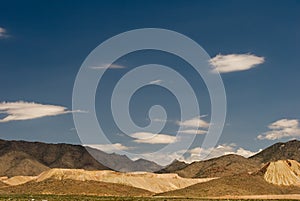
0,139 -> 162,177
85,147 -> 162,172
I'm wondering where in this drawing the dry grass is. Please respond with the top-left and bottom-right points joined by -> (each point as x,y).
159,174 -> 300,197
0,179 -> 152,197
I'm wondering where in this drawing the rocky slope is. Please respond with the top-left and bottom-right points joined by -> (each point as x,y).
250,140 -> 300,163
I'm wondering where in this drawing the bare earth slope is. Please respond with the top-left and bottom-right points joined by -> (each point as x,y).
261,159 -> 300,186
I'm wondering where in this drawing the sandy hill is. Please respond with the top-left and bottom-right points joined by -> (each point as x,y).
0,181 -> 7,188
159,173 -> 300,197
158,154 -> 260,178
257,159 -> 300,186
250,140 -> 300,163
0,179 -> 152,196
0,168 -> 215,193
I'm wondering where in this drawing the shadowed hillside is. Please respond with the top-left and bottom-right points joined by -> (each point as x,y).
0,139 -> 108,177
85,147 -> 162,172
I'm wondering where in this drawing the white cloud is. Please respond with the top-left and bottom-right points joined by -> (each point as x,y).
257,119 -> 300,140
177,116 -> 209,128
0,27 -> 8,38
89,64 -> 125,70
131,132 -> 178,144
149,80 -> 163,84
180,143 -> 261,163
131,144 -> 260,166
86,143 -> 133,153
0,101 -> 73,122
210,54 -> 264,73
178,129 -> 207,135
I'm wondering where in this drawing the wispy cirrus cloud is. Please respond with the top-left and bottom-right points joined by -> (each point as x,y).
131,132 -> 178,144
257,119 -> 300,140
210,54 -> 264,73
89,63 -> 126,70
85,143 -> 134,153
0,101 -> 77,122
0,27 -> 8,38
178,129 -> 207,135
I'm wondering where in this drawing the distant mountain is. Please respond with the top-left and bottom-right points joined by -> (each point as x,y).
156,159 -> 188,174
0,139 -> 162,177
250,140 -> 300,163
0,139 -> 109,177
158,154 -> 260,178
85,147 -> 162,172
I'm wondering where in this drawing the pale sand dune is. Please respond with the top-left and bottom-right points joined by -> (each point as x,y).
264,159 -> 300,186
1,175 -> 37,186
1,168 -> 215,193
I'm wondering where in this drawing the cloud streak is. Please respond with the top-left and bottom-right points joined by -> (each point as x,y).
0,27 -> 8,38
131,132 -> 178,144
0,101 -> 73,122
257,119 -> 300,140
177,116 -> 209,128
86,143 -> 134,153
89,64 -> 126,70
210,54 -> 264,73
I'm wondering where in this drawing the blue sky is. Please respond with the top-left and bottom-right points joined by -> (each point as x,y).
0,0 -> 300,165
